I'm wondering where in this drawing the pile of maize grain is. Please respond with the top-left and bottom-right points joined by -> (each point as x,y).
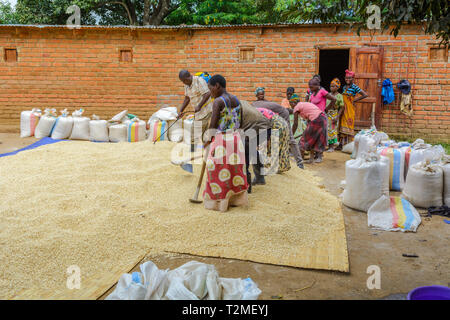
0,140 -> 346,299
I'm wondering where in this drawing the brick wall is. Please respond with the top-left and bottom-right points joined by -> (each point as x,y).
0,24 -> 448,142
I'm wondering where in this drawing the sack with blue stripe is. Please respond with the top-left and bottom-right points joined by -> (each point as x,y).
377,146 -> 406,191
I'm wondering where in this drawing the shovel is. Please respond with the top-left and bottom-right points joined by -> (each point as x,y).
171,154 -> 203,173
189,160 -> 207,204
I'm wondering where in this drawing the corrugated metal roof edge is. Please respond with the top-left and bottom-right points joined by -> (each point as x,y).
0,22 -> 348,31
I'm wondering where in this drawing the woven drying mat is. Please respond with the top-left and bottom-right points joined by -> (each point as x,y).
0,141 -> 348,300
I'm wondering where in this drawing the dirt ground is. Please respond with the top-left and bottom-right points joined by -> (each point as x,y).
1,133 -> 448,300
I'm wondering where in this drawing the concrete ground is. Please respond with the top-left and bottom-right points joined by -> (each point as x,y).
1,133 -> 448,300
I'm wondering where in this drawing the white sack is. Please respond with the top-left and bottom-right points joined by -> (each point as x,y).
20,108 -> 41,138
343,152 -> 390,212
402,161 -> 444,208
440,155 -> 450,206
89,115 -> 109,142
409,139 -> 445,169
368,195 -> 421,232
342,141 -> 354,154
167,119 -> 183,142
69,109 -> 90,140
35,108 -> 57,139
51,109 -> 74,140
149,107 -> 178,122
109,123 -> 128,143
106,260 -> 261,300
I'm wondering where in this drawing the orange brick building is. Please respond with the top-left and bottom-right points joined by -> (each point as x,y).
0,23 -> 448,142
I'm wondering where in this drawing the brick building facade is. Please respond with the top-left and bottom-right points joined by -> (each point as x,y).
0,23 -> 448,142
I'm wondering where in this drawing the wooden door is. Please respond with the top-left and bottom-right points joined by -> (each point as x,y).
350,46 -> 384,129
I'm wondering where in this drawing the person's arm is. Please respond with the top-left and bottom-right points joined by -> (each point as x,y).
195,91 -> 211,113
354,89 -> 368,103
324,93 -> 337,112
204,98 -> 224,147
292,111 -> 299,134
178,96 -> 190,119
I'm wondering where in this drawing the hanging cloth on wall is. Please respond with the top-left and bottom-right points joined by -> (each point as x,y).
381,79 -> 395,105
398,80 -> 413,116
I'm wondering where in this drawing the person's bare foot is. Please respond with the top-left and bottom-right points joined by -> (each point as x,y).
314,156 -> 323,163
306,158 -> 314,164
326,147 -> 335,152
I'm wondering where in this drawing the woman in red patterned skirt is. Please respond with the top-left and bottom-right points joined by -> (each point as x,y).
203,74 -> 249,212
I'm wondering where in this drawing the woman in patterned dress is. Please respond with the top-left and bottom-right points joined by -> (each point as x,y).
255,108 -> 291,174
326,78 -> 344,152
203,74 -> 249,212
339,70 -> 368,146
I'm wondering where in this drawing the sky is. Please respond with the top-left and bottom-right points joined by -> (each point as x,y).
5,0 -> 17,7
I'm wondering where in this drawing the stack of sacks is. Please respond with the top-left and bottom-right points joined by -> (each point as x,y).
343,152 -> 390,212
352,126 -> 389,159
440,155 -> 450,206
89,114 -> 109,142
51,109 -> 74,140
69,109 -> 90,141
20,108 -> 41,138
107,110 -> 128,142
125,117 -> 147,142
402,160 -> 444,208
35,108 -> 57,138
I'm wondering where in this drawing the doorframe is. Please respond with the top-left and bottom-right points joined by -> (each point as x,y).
314,46 -> 351,75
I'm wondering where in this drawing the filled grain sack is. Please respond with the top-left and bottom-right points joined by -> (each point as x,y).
167,119 -> 183,142
150,107 -> 178,122
402,160 -> 443,208
343,152 -> 390,212
109,123 -> 127,143
51,109 -> 74,140
124,117 -> 146,142
441,155 -> 450,206
342,141 -> 354,154
377,146 -> 406,191
89,115 -> 109,142
148,120 -> 169,142
368,195 -> 421,232
20,108 -> 42,138
409,139 -> 445,169
183,117 -> 194,144
353,127 -> 388,159
69,109 -> 90,141
35,108 -> 57,139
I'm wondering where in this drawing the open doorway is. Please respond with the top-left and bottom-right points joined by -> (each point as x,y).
318,49 -> 350,92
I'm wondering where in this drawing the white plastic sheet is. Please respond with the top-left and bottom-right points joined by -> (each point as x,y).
106,260 -> 261,300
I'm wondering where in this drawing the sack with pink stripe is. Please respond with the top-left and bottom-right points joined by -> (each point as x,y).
20,108 -> 41,138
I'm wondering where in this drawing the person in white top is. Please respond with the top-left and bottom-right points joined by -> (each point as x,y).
178,70 -> 213,147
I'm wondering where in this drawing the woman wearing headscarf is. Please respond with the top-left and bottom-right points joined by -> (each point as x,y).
339,70 -> 368,146
255,87 -> 266,101
326,78 -> 344,152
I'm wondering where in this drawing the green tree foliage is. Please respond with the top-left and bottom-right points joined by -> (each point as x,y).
275,0 -> 449,44
164,0 -> 280,25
